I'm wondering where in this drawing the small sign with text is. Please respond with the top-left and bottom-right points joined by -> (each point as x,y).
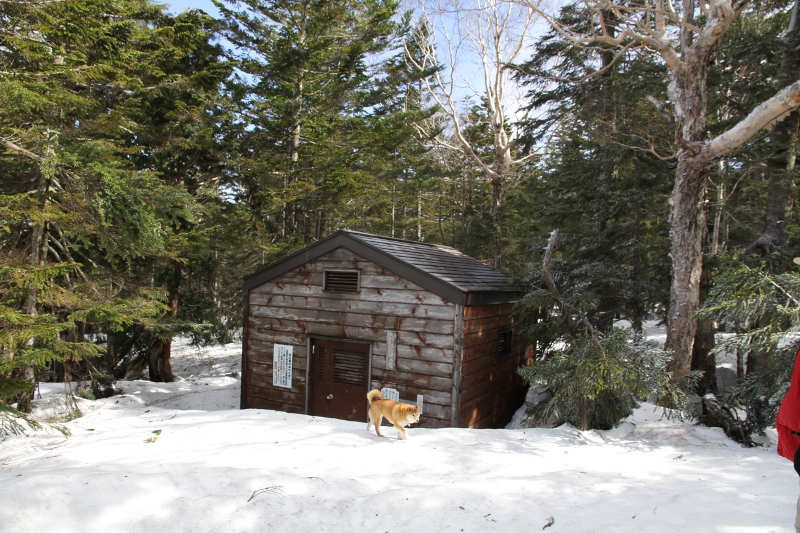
273,344 -> 293,388
380,387 -> 400,402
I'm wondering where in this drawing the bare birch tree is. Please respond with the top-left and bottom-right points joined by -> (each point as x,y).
516,0 -> 800,377
406,0 -> 539,266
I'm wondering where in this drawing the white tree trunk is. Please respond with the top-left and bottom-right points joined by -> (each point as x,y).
522,0 -> 800,375
409,0 -> 538,266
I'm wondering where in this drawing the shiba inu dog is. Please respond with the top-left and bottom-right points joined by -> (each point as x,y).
366,389 -> 420,440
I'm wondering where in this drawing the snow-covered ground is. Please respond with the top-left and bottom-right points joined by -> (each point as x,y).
1,337 -> 798,532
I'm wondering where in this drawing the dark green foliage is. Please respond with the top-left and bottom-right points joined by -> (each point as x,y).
713,344 -> 795,445
0,404 -> 44,437
350,16 -> 454,244
701,2 -> 800,254
515,229 -> 696,430
518,328 -> 680,430
698,253 -> 800,362
1,0 -> 798,446
0,0 -> 235,411
504,4 -> 800,437
215,0 -> 403,247
696,252 -> 800,444
513,3 -> 674,332
102,7 -> 237,380
0,254 -> 163,403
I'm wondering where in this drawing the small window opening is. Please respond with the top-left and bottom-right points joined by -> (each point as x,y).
323,270 -> 360,293
497,329 -> 512,357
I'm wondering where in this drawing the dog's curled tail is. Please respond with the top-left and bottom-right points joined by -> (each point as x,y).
367,389 -> 383,405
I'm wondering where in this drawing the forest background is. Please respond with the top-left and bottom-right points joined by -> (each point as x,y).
3,0 -> 800,443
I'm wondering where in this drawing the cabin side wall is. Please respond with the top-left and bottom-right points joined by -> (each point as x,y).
243,247 -> 457,427
458,303 -> 530,428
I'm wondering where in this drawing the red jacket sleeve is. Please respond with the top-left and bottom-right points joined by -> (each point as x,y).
776,346 -> 800,460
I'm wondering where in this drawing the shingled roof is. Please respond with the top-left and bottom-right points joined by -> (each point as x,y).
243,230 -> 523,306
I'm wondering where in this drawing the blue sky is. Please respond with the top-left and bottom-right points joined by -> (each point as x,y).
160,0 -> 524,118
163,0 -> 219,16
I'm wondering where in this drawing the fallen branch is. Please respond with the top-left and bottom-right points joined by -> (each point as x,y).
247,485 -> 285,503
542,229 -> 601,343
542,229 -> 575,332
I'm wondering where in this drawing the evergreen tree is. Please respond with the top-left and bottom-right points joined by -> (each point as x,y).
321,13 -> 453,243
515,0 -> 800,380
695,252 -> 800,444
514,6 -> 674,334
0,0 -> 233,416
0,0 -> 174,407
515,231 -> 695,430
215,0 -> 400,253
102,8 -> 233,381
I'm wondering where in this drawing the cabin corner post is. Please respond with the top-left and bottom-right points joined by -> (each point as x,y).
366,341 -> 373,423
240,289 -> 250,410
304,336 -> 312,414
450,303 -> 464,427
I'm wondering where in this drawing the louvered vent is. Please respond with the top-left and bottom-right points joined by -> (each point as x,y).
333,350 -> 367,386
324,270 -> 360,292
317,347 -> 326,381
497,330 -> 512,357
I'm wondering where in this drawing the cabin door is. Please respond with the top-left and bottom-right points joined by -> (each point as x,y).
308,338 -> 370,421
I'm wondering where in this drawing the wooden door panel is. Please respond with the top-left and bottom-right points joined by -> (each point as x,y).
308,341 -> 328,417
329,344 -> 369,421
309,338 -> 369,421
332,350 -> 368,386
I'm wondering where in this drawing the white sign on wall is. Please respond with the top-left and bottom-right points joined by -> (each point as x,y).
381,387 -> 400,402
273,344 -> 293,388
386,330 -> 397,371
417,394 -> 424,415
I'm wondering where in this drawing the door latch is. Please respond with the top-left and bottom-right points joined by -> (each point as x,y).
326,394 -> 333,400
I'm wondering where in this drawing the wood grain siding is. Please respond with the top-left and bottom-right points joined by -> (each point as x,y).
243,247 -> 457,427
450,304 -> 464,427
458,303 -> 531,429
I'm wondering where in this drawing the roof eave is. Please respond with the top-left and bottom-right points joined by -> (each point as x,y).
243,231 -> 346,290
242,231 -> 466,304
463,290 -> 524,306
243,230 -> 523,306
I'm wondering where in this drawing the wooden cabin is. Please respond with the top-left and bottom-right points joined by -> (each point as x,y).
240,230 -> 530,429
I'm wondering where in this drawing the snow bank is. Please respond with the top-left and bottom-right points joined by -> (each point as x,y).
0,337 -> 797,533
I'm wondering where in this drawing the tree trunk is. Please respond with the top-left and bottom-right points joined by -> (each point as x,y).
755,129 -> 798,252
665,153 -> 711,376
106,339 -> 116,376
489,175 -> 503,268
18,166 -> 50,411
745,346 -> 770,374
283,10 -> 307,242
149,339 -> 163,382
285,75 -> 303,238
631,200 -> 644,332
664,34 -> 715,377
149,258 -> 180,383
390,183 -> 396,237
416,189 -> 422,240
148,338 -> 174,383
736,347 -> 745,379
691,265 -> 716,395
710,171 -> 726,255
163,258 -> 180,383
753,0 -> 800,253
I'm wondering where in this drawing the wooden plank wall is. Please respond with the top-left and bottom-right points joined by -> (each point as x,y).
458,303 -> 531,428
244,247 -> 457,427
